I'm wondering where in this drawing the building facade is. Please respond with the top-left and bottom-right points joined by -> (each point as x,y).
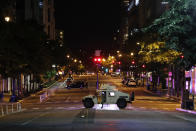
0,0 -> 56,101
119,0 -> 169,48
24,0 -> 55,40
56,29 -> 64,47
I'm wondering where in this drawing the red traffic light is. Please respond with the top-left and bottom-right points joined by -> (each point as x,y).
131,61 -> 135,64
94,57 -> 102,63
118,61 -> 121,64
94,58 -> 97,62
98,58 -> 101,62
142,64 -> 146,68
180,55 -> 184,59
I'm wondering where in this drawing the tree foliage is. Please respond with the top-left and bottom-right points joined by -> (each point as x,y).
139,42 -> 180,64
144,0 -> 196,69
0,21 -> 64,79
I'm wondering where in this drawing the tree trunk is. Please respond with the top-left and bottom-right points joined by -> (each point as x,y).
180,69 -> 186,109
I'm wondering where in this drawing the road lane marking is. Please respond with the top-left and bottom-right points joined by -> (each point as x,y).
21,112 -> 49,126
56,107 -> 64,110
65,96 -> 71,102
32,108 -> 39,110
45,107 -> 52,110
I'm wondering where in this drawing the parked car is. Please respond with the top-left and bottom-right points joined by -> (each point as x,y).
64,78 -> 73,87
126,79 -> 137,87
67,81 -> 88,89
111,72 -> 120,77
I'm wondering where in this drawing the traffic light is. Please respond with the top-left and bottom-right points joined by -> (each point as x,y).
118,61 -> 121,65
142,64 -> 146,68
131,60 -> 135,64
94,58 -> 97,62
180,55 -> 184,59
93,57 -> 102,63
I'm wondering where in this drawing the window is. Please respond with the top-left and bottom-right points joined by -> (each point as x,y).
48,0 -> 51,5
135,0 -> 139,6
39,0 -> 43,8
48,8 -> 51,22
48,25 -> 50,37
109,92 -> 115,97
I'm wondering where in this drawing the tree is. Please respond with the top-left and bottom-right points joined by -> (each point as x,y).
139,42 -> 180,90
145,0 -> 196,69
0,21 -> 53,100
144,0 -> 196,108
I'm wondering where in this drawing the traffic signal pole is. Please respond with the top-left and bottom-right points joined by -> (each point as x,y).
94,57 -> 102,90
96,64 -> 99,90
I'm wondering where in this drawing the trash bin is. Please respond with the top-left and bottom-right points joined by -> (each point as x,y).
0,93 -> 3,101
185,100 -> 194,110
147,84 -> 150,90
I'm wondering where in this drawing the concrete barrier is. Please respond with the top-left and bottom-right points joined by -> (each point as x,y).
1,102 -> 22,117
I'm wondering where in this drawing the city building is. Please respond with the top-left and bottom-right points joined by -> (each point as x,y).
0,0 -> 16,22
118,0 -> 130,46
0,0 -> 56,101
56,29 -> 64,47
15,0 -> 55,40
119,0 -> 169,49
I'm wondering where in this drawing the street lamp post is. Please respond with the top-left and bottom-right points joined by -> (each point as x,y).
5,16 -> 10,22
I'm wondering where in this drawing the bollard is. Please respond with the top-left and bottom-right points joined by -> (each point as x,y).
12,104 -> 14,113
1,105 -> 4,116
19,103 -> 22,111
6,104 -> 8,114
16,103 -> 18,111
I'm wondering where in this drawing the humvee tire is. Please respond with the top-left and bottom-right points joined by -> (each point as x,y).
83,98 -> 94,108
117,98 -> 127,108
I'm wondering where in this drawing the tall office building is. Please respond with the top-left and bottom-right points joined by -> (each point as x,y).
56,29 -> 64,47
16,0 -> 56,40
0,0 -> 16,22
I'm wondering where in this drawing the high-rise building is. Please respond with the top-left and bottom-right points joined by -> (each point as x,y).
127,0 -> 169,29
118,0 -> 130,48
16,0 -> 56,40
0,0 -> 16,22
56,29 -> 64,47
120,0 -> 169,47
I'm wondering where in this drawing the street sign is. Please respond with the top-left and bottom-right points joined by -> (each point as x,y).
95,50 -> 101,56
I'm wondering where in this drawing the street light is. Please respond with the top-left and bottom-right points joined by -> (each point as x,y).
67,55 -> 70,58
117,51 -> 120,54
118,54 -> 122,57
74,59 -> 77,63
5,16 -> 10,22
137,42 -> 140,45
131,52 -> 134,56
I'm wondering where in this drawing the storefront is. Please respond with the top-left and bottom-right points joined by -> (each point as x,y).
185,67 -> 196,95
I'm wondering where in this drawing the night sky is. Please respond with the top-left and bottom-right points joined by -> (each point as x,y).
55,0 -> 122,50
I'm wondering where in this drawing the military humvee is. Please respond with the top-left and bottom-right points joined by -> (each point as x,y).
82,84 -> 134,109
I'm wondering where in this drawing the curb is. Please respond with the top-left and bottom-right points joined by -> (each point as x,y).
176,108 -> 196,115
143,89 -> 162,96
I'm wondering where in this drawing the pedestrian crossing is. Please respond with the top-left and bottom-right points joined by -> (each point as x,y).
26,104 -> 144,111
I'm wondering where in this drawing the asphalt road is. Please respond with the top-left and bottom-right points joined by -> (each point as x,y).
0,75 -> 196,131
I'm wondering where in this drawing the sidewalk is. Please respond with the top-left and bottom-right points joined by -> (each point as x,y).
144,88 -> 196,115
0,93 -> 12,103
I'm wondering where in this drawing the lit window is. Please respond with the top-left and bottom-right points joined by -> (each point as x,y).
135,0 -> 139,6
39,2 -> 43,8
